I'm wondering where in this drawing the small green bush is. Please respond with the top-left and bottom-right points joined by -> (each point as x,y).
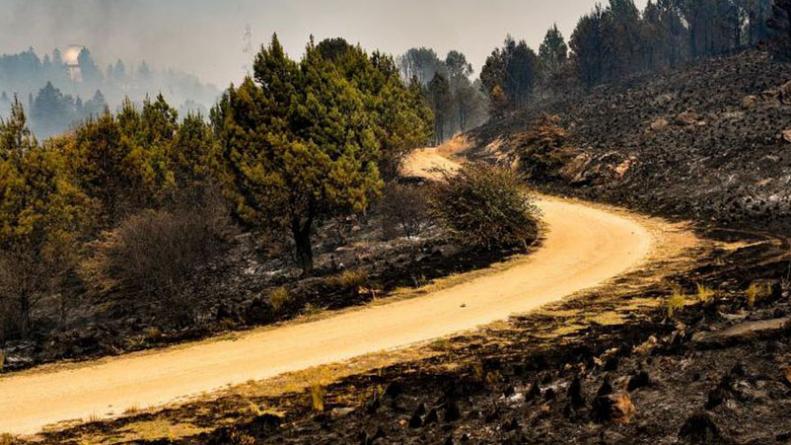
431,164 -> 539,250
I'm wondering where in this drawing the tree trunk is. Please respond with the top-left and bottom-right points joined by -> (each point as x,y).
292,216 -> 314,274
18,294 -> 30,339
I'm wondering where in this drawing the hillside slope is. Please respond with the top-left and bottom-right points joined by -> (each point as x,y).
471,50 -> 791,231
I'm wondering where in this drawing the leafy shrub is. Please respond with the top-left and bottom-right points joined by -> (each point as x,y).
379,182 -> 431,239
431,164 -> 539,250
81,192 -> 234,318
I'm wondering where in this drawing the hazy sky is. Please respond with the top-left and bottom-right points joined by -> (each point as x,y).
0,0 -> 648,87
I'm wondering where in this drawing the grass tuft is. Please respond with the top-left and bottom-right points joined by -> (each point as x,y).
310,384 -> 326,412
695,283 -> 716,303
666,285 -> 687,318
328,269 -> 368,289
269,287 -> 290,312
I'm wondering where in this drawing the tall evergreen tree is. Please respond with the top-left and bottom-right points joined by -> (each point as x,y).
481,36 -> 541,109
539,24 -> 569,75
427,73 -> 452,144
215,35 -> 382,272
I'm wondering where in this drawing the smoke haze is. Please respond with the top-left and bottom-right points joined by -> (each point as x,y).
0,0 -> 648,86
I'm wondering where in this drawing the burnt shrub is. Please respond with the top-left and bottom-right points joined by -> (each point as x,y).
0,244 -> 78,342
81,191 -> 235,322
431,164 -> 539,250
379,182 -> 432,239
515,114 -> 576,181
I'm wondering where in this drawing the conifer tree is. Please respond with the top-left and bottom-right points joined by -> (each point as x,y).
215,35 -> 382,273
539,25 -> 569,75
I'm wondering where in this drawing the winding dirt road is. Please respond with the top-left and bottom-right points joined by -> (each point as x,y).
1,149 -> 662,435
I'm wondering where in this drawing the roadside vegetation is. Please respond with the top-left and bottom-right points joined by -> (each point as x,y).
432,164 -> 539,250
0,35 -> 542,371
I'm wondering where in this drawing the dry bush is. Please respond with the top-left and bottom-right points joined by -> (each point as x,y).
431,164 -> 539,250
0,246 -> 73,341
268,287 -> 290,312
327,268 -> 368,290
81,191 -> 235,317
379,182 -> 431,239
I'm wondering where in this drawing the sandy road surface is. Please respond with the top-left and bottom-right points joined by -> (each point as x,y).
1,148 -> 660,435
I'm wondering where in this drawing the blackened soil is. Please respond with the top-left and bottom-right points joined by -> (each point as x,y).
1,216 -> 521,373
471,50 -> 791,234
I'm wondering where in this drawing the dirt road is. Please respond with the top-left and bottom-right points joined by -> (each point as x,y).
0,148 -> 665,435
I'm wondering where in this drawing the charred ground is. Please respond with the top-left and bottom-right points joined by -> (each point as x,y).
20,49 -> 791,445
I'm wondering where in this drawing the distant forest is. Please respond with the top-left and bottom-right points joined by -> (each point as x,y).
473,0 -> 779,115
0,47 -> 219,138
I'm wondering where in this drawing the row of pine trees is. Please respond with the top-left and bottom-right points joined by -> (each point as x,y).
479,0 -> 778,112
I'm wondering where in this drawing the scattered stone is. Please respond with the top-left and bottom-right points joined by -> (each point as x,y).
525,381 -> 541,400
627,370 -> 651,391
603,356 -> 619,372
783,366 -> 791,387
383,382 -> 403,399
592,392 -> 635,424
763,80 -> 791,105
676,110 -> 701,126
597,378 -> 613,397
567,375 -> 585,408
783,129 -> 791,144
359,426 -> 385,445
693,318 -> 790,347
409,403 -> 426,428
443,399 -> 461,422
651,117 -> 669,131
741,95 -> 758,109
679,412 -> 725,444
330,407 -> 355,419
